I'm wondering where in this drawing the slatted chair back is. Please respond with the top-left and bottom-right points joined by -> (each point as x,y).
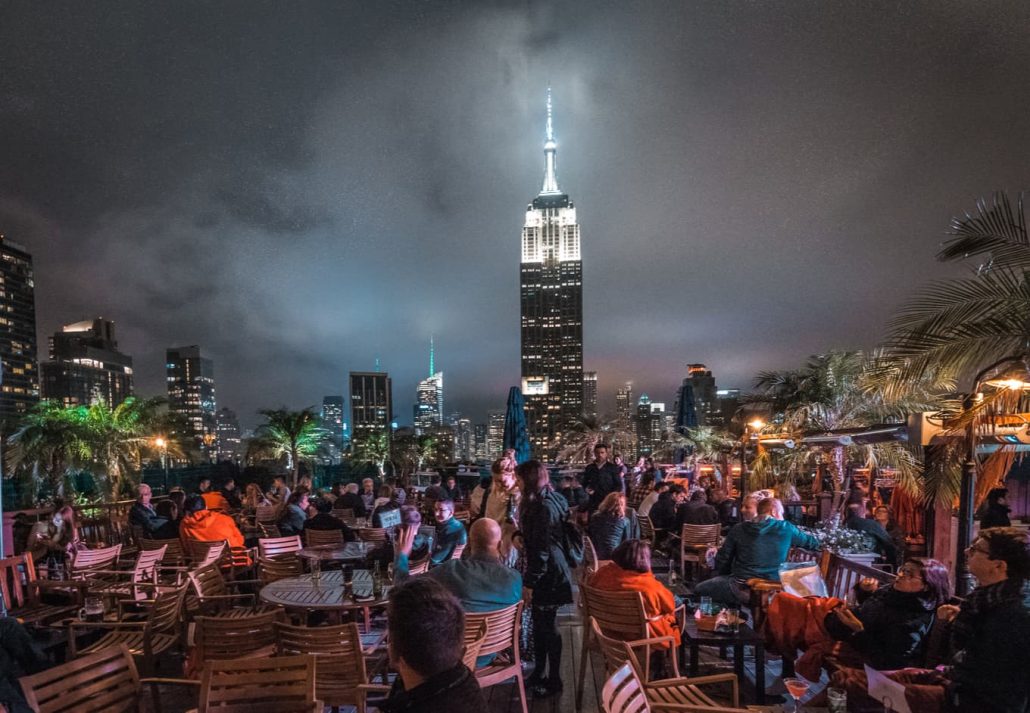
356,526 -> 391,544
18,644 -> 141,713
591,617 -> 635,675
194,608 -> 281,663
148,582 -> 189,634
332,507 -> 355,521
462,601 -> 527,713
255,504 -> 279,526
258,554 -> 304,585
140,537 -> 185,566
450,543 -> 466,560
638,515 -> 656,547
188,562 -> 231,602
584,534 -> 600,571
407,556 -> 430,576
198,653 -> 316,713
71,544 -> 123,578
258,535 -> 303,558
0,552 -> 35,611
275,621 -> 367,707
304,529 -> 344,548
679,523 -> 721,579
581,584 -> 650,642
601,662 -> 651,713
462,621 -> 488,670
258,522 -> 282,538
185,539 -> 228,568
130,525 -> 146,548
824,551 -> 894,600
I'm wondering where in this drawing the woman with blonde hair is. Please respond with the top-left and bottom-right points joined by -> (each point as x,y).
241,483 -> 270,512
588,492 -> 639,559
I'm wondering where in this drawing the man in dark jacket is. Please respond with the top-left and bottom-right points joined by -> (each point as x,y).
649,484 -> 685,532
581,443 -> 622,513
558,474 -> 588,511
696,497 -> 822,606
845,501 -> 898,565
676,490 -> 721,528
334,482 -> 368,516
980,488 -> 1012,529
304,498 -> 356,540
129,483 -> 169,537
379,578 -> 486,713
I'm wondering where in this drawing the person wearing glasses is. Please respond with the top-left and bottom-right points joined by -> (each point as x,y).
831,527 -> 1030,713
766,558 -> 951,680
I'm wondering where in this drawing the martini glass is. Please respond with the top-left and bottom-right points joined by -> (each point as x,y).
783,677 -> 810,712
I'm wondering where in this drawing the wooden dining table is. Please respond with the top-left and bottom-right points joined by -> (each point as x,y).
296,542 -> 372,563
259,570 -> 387,630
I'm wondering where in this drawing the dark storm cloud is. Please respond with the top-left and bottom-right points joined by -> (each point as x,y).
2,1 -> 1030,427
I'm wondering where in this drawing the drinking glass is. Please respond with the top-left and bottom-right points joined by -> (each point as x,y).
783,677 -> 810,713
699,596 -> 713,616
826,686 -> 847,713
310,557 -> 321,582
79,596 -> 104,622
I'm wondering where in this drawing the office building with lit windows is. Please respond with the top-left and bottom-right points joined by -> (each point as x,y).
520,91 -> 583,455
487,410 -> 505,458
0,235 -> 38,431
215,407 -> 242,463
41,318 -> 133,408
166,345 -> 216,457
350,371 -> 392,446
582,371 -> 598,418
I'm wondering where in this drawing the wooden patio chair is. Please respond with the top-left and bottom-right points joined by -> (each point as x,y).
68,582 -> 188,675
462,620 -> 488,670
589,619 -> 746,712
18,645 -> 143,712
186,563 -> 262,617
257,553 -> 305,585
304,528 -> 344,548
331,507 -> 355,521
408,556 -> 430,576
140,537 -> 185,567
450,542 -> 466,560
356,527 -> 391,544
463,601 -> 528,713
192,608 -> 281,664
196,653 -> 319,713
0,552 -> 79,626
258,535 -> 303,558
601,662 -> 650,713
184,539 -> 228,567
88,545 -> 169,603
679,524 -> 721,581
259,522 -> 282,538
255,504 -> 279,528
275,621 -> 370,710
638,515 -> 656,547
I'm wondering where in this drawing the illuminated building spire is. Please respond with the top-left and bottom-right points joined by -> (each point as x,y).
541,87 -> 561,195
429,334 -> 435,377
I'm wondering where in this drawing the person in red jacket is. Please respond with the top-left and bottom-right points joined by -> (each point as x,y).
588,539 -> 681,648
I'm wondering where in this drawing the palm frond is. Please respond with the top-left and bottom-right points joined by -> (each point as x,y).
938,192 -> 1030,271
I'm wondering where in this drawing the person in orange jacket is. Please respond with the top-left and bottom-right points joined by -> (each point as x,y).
180,495 -> 245,550
588,539 -> 681,648
197,476 -> 231,513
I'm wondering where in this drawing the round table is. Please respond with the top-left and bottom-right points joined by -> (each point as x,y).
259,570 -> 387,628
296,542 -> 372,563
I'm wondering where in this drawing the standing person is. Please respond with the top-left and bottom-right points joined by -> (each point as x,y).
558,474 -> 588,512
517,460 -> 573,698
359,478 -> 377,512
582,443 -> 622,513
980,488 -> 1012,529
483,458 -> 521,529
643,457 -> 665,485
469,475 -> 491,519
129,483 -> 168,537
613,454 -> 629,491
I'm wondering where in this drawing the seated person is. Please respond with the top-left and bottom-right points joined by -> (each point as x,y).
241,483 -> 270,512
587,540 -> 681,649
708,487 -> 741,529
430,499 -> 468,564
694,497 -> 822,606
278,491 -> 310,536
28,505 -> 80,568
845,501 -> 897,565
831,527 -> 1030,713
386,477 -> 407,505
558,474 -> 589,512
676,490 -> 720,527
637,481 -> 669,517
129,483 -> 169,537
265,476 -> 291,507
359,478 -> 377,512
441,475 -> 464,503
333,482 -> 368,516
980,487 -> 1012,529
179,494 -> 245,550
371,485 -> 402,528
424,475 -> 446,506
0,616 -> 49,713
152,500 -> 181,540
648,484 -> 685,531
588,492 -> 639,560
219,477 -> 243,510
304,498 -> 356,541
380,578 -> 487,712
873,504 -> 907,569
767,559 -> 950,680
198,477 -> 230,512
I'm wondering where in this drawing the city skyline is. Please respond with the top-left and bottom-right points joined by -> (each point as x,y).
3,3 -> 1030,427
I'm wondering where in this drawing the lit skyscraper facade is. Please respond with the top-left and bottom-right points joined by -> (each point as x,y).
215,407 -> 242,463
520,91 -> 583,455
684,364 -> 718,426
474,423 -> 488,461
0,235 -> 38,431
635,395 -> 665,458
582,371 -> 598,418
487,410 -> 505,458
350,371 -> 392,446
166,346 -> 216,457
413,337 -> 443,434
321,396 -> 344,435
41,318 -> 133,408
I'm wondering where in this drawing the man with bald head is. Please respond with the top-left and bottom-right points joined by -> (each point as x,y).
393,517 -> 523,612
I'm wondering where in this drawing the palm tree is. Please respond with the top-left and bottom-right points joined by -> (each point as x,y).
557,413 -> 636,464
881,192 -> 1030,504
247,408 -> 329,487
682,425 -> 734,461
7,400 -> 90,501
352,431 -> 392,479
79,397 -> 168,500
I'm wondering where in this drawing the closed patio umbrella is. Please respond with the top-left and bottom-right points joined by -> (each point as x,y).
503,386 -> 531,464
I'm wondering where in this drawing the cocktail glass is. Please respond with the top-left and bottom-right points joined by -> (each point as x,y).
783,677 -> 810,712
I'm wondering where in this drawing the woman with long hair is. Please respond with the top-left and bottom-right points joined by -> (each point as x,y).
27,504 -> 80,573
588,492 -> 638,559
766,558 -> 952,679
516,460 -> 573,698
241,483 -> 270,512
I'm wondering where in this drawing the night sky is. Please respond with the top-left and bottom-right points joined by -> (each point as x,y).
3,1 -> 1030,428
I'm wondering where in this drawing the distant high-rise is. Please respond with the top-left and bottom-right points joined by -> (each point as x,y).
350,371 -> 392,446
520,90 -> 583,456
582,371 -> 598,418
487,410 -> 505,458
635,395 -> 665,457
455,418 -> 474,462
0,235 -> 38,430
474,423 -> 488,461
716,388 -> 740,428
615,382 -> 634,426
684,364 -> 718,426
414,337 -> 443,434
41,318 -> 133,408
321,396 -> 344,435
166,346 -> 216,457
215,407 -> 241,463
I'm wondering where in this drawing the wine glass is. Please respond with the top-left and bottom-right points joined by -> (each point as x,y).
783,677 -> 810,712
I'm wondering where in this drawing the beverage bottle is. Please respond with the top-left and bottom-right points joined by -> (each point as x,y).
372,561 -> 383,599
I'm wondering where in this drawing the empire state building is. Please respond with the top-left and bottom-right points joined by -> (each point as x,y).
520,91 -> 583,456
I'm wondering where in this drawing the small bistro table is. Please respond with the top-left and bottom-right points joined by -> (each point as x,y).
296,542 -> 373,564
259,570 -> 387,630
680,617 -> 766,705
